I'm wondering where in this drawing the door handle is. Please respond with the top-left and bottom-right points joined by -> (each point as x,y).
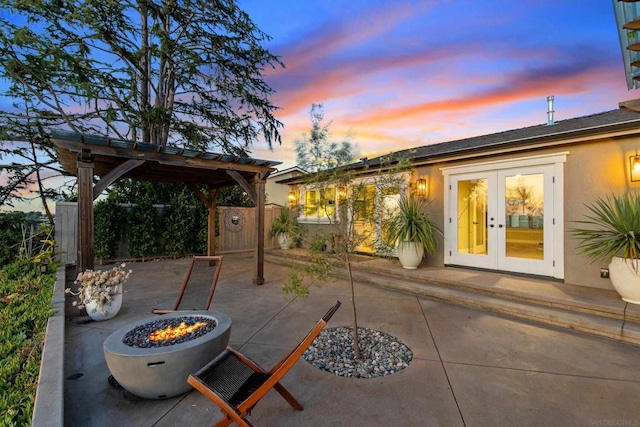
498,224 -> 503,228
489,224 -> 494,228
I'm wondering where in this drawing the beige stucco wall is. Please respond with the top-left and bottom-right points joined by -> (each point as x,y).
412,163 -> 447,268
414,134 -> 640,290
265,178 -> 289,206
266,170 -> 305,206
562,136 -> 639,289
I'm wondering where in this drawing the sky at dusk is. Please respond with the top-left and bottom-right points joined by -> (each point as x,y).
2,1 -> 638,212
239,0 -> 636,170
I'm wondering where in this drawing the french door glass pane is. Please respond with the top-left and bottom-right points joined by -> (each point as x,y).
457,179 -> 488,255
353,185 -> 377,252
504,173 -> 544,260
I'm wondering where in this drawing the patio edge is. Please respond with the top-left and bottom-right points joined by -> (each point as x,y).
32,265 -> 66,427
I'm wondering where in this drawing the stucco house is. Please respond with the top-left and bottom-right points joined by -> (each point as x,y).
265,166 -> 307,206
280,107 -> 640,291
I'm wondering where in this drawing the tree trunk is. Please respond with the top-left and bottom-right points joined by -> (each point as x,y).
344,251 -> 361,359
139,4 -> 150,144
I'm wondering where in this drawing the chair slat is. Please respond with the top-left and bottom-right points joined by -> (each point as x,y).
197,352 -> 256,403
229,372 -> 270,406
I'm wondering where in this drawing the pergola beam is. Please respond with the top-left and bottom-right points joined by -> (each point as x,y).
93,159 -> 146,200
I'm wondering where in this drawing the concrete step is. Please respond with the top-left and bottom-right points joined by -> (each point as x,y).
265,251 -> 640,346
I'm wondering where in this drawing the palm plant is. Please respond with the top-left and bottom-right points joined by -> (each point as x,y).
269,207 -> 301,238
570,192 -> 640,264
385,195 -> 442,254
269,207 -> 302,249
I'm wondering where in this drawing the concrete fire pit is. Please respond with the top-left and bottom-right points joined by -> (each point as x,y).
103,310 -> 231,399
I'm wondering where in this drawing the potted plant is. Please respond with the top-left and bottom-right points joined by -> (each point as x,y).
385,195 -> 442,269
570,192 -> 640,304
65,263 -> 132,320
269,207 -> 301,250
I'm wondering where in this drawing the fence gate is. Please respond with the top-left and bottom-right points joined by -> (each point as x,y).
217,205 -> 281,253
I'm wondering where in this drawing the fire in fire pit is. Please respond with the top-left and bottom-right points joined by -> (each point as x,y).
103,311 -> 231,399
123,316 -> 216,348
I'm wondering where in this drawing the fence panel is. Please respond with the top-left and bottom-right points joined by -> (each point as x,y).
54,202 -> 78,265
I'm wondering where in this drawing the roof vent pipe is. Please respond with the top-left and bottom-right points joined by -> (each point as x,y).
547,95 -> 555,125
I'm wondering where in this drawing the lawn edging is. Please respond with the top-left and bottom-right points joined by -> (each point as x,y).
31,265 -> 66,427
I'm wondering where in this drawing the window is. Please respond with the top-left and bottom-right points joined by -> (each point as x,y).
303,187 -> 336,220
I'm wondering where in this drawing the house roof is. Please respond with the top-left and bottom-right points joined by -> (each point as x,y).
269,166 -> 308,178
51,130 -> 281,188
363,108 -> 640,169
277,108 -> 640,185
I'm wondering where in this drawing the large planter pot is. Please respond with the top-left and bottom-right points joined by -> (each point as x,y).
609,257 -> 640,305
277,232 -> 294,250
397,242 -> 424,269
84,287 -> 123,321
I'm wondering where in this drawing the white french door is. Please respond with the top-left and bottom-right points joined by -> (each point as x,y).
443,154 -> 566,279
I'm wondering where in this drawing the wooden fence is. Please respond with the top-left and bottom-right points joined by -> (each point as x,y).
55,202 -> 284,265
54,202 -> 78,265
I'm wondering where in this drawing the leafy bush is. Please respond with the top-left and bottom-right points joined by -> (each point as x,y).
195,203 -> 208,254
0,212 -> 24,267
0,259 -> 56,425
163,191 -> 201,257
94,197 -> 124,263
127,196 -> 159,260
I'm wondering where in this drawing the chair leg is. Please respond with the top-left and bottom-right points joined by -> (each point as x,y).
273,382 -> 303,410
214,412 -> 251,427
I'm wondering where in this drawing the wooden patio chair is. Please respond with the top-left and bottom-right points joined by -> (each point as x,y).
187,300 -> 342,427
152,255 -> 223,314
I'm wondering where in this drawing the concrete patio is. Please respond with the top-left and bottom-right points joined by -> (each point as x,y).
58,253 -> 640,426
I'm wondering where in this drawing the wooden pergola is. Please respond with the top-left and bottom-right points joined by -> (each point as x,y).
51,130 -> 280,285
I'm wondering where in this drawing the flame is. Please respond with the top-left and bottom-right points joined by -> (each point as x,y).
149,321 -> 207,341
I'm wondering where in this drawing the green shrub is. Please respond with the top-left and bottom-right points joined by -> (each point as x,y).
127,196 -> 159,260
0,212 -> 24,267
0,259 -> 56,425
94,198 -> 124,263
163,191 -> 200,257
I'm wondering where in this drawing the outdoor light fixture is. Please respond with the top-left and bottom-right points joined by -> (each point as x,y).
416,178 -> 428,198
631,153 -> 640,182
287,188 -> 297,205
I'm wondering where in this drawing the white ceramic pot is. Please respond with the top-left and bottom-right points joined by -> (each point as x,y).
84,287 -> 123,321
609,256 -> 640,305
278,232 -> 293,250
397,241 -> 424,269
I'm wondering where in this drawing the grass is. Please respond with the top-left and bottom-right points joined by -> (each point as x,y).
0,259 -> 56,426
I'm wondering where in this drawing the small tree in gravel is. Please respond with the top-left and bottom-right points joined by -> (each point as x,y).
284,154 -> 410,359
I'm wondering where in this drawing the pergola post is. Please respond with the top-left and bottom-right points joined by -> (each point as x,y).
253,175 -> 267,285
77,150 -> 95,272
207,188 -> 218,256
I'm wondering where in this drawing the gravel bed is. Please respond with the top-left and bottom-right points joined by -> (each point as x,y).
303,326 -> 413,378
